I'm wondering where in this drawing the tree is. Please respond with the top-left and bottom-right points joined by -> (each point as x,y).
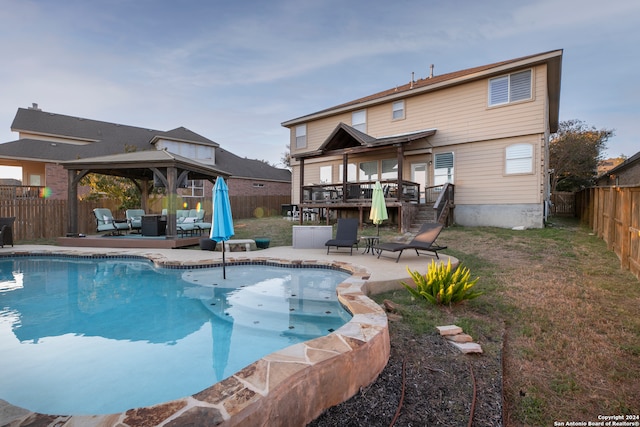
281,144 -> 291,169
80,173 -> 147,210
549,119 -> 614,192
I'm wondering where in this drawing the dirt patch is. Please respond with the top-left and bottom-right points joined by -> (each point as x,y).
309,313 -> 504,426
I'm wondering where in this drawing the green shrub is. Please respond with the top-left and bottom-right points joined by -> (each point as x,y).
402,259 -> 483,305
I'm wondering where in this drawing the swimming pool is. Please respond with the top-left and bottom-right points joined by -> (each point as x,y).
0,256 -> 351,415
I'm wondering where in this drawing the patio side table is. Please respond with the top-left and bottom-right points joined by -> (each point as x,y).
361,236 -> 380,255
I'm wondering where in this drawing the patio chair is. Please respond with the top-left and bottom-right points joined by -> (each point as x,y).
93,208 -> 129,235
125,209 -> 145,233
0,217 -> 15,248
325,218 -> 359,255
375,223 -> 447,262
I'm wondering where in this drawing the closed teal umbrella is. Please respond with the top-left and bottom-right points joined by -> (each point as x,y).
210,177 -> 234,279
369,181 -> 388,235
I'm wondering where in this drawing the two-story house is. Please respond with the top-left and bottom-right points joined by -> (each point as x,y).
282,49 -> 563,230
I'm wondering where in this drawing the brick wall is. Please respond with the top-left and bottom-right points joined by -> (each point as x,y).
45,163 -> 68,200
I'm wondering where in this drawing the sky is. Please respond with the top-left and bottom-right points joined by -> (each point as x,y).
0,0 -> 638,180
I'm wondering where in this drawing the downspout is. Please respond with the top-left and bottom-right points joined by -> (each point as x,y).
342,153 -> 348,202
299,159 -> 305,224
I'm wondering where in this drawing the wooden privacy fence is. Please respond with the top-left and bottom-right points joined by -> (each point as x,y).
0,194 -> 290,241
575,186 -> 640,281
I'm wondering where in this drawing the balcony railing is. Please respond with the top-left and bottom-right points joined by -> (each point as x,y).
301,180 -> 420,204
0,185 -> 45,199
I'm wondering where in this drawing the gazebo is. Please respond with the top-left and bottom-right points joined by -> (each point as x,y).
62,149 -> 230,243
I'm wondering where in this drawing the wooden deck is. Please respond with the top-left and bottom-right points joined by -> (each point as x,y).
57,234 -> 204,249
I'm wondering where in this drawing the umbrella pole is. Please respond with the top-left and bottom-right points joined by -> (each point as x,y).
222,243 -> 226,279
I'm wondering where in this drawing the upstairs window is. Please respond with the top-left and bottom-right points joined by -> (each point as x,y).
352,110 -> 366,132
505,143 -> 533,174
489,69 -> 532,106
392,100 -> 405,120
295,125 -> 307,149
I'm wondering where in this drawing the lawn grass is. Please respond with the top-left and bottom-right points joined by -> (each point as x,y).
232,215 -> 640,424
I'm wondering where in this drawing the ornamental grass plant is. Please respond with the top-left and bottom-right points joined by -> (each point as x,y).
402,258 -> 482,305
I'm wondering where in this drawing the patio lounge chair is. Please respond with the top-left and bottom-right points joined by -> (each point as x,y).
93,208 -> 129,235
325,218 -> 359,255
125,209 -> 145,233
375,223 -> 447,262
0,217 -> 15,248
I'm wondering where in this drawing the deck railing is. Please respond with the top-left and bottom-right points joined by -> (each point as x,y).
433,182 -> 454,225
302,180 -> 420,203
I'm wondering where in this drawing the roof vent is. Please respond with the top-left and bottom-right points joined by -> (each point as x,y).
28,103 -> 41,111
410,72 -> 415,89
429,64 -> 434,78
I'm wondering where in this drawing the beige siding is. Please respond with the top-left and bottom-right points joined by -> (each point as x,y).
291,64 -> 548,157
365,64 -> 548,147
450,136 -> 543,205
288,63 -> 551,209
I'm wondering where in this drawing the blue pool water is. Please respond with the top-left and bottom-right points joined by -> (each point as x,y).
0,256 -> 351,415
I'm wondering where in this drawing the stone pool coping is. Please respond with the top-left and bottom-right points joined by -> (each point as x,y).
0,248 -> 392,427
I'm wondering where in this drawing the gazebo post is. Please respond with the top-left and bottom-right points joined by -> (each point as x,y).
67,169 -> 79,236
165,167 -> 178,238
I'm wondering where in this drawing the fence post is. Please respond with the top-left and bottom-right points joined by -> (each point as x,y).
619,188 -> 631,270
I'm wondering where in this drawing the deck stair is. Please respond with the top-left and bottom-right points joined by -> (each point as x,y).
409,204 -> 437,232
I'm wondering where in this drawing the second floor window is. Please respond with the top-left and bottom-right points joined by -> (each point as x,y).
392,100 -> 405,120
295,125 -> 307,149
489,69 -> 532,106
352,110 -> 366,132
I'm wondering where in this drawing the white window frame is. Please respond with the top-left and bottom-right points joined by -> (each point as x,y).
433,152 -> 454,185
505,143 -> 534,175
352,110 -> 366,132
320,165 -> 332,183
295,124 -> 307,149
488,69 -> 532,106
184,179 -> 204,198
392,100 -> 405,120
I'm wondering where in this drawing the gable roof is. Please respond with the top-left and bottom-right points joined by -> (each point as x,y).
282,49 -> 563,133
293,123 -> 437,160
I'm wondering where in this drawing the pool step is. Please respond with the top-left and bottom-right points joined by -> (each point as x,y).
204,296 -> 349,336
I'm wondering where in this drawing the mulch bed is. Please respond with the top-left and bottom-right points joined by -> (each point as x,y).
308,316 -> 504,427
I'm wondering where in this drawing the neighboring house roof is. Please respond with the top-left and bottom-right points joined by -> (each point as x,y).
0,106 -> 291,182
597,151 -> 640,180
282,49 -> 563,133
215,148 -> 291,182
